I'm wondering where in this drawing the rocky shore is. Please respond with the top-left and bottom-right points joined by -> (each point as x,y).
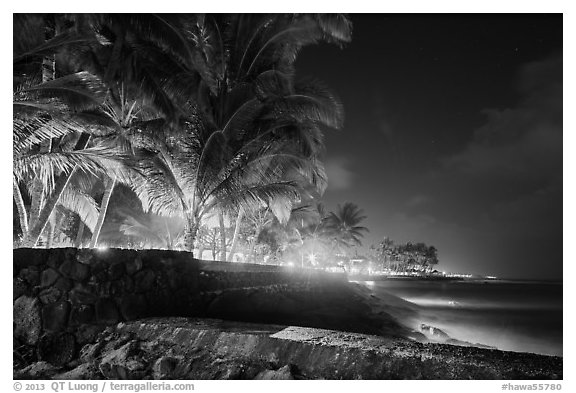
15,317 -> 562,380
13,248 -> 562,380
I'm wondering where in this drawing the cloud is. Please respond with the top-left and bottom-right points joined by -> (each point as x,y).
442,55 -> 562,183
405,194 -> 430,208
324,157 -> 354,191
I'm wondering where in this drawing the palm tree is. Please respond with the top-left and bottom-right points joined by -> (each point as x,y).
323,202 -> 369,257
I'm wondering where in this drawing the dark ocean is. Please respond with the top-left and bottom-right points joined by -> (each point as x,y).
363,279 -> 563,356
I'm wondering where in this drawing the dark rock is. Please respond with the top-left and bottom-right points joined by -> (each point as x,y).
14,295 -> 42,345
46,250 -> 64,269
54,276 -> 73,292
119,294 -> 148,320
76,249 -> 94,265
42,301 -> 71,332
122,275 -> 134,292
96,299 -> 121,324
53,362 -> 100,380
59,259 -> 90,282
38,332 -> 76,366
110,280 -> 125,296
134,269 -> 156,292
108,262 -> 125,280
13,277 -> 29,299
79,344 -> 101,363
69,284 -> 99,304
152,356 -> 190,379
99,340 -> 147,379
126,256 -> 143,275
19,266 -> 41,286
40,268 -> 60,287
14,248 -> 48,268
39,287 -> 61,304
75,325 -> 104,347
97,281 -> 112,297
14,361 -> 59,379
254,365 -> 295,380
69,305 -> 95,325
90,261 -> 109,283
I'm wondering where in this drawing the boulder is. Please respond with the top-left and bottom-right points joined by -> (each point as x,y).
59,259 -> 90,282
69,304 -> 95,325
39,287 -> 61,304
19,266 -> 41,286
14,361 -> 60,380
254,365 -> 295,380
40,268 -> 60,287
13,277 -> 29,300
38,332 -> 76,366
14,295 -> 42,345
42,301 -> 71,332
69,284 -> 99,305
53,362 -> 100,380
98,340 -> 147,379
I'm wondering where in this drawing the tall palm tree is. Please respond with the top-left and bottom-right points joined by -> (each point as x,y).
323,202 -> 369,255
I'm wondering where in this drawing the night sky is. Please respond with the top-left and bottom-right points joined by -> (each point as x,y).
297,14 -> 563,280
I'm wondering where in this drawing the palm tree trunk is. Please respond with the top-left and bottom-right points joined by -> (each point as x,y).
13,177 -> 28,238
164,218 -> 173,250
75,221 -> 85,248
218,212 -> 226,261
89,175 -> 116,248
46,220 -> 54,249
21,133 -> 91,248
29,19 -> 56,232
227,209 -> 244,261
248,226 -> 262,263
183,216 -> 199,254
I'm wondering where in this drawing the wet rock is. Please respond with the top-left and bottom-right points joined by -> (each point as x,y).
14,295 -> 42,345
42,301 -> 71,332
254,365 -> 295,380
14,361 -> 60,380
38,332 -> 76,366
59,259 -> 90,282
96,299 -> 121,324
40,268 -> 60,287
39,287 -> 61,304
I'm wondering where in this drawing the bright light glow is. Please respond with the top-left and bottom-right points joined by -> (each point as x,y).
96,246 -> 108,252
307,253 -> 317,265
